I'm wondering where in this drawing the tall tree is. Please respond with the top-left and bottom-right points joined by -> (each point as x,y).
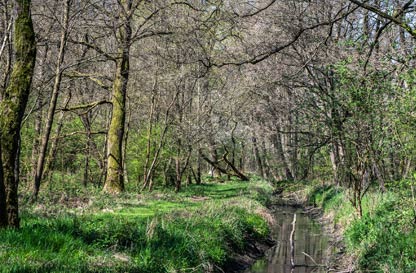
0,0 -> 36,228
32,0 -> 71,201
103,0 -> 133,193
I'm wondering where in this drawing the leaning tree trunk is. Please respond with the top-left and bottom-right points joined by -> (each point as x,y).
32,0 -> 71,201
29,46 -> 47,185
0,0 -> 36,228
43,94 -> 71,183
103,4 -> 132,194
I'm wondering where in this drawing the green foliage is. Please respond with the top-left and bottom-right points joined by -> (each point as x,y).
303,181 -> 416,273
306,183 -> 355,224
345,198 -> 416,272
388,68 -> 416,160
3,181 -> 273,273
55,117 -> 89,172
125,124 -> 176,189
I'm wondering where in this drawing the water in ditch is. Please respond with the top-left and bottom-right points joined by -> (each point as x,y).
244,206 -> 334,273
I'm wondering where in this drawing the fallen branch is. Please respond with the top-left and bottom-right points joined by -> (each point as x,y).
51,130 -> 107,140
201,151 -> 249,181
222,151 -> 249,181
302,252 -> 325,267
201,153 -> 228,174
290,213 -> 297,268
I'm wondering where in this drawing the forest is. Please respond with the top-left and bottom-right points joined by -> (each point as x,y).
0,0 -> 415,272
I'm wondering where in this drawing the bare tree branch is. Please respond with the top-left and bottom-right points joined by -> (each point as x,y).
349,0 -> 416,39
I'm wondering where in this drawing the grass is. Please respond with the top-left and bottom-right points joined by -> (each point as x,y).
288,180 -> 416,273
1,179 -> 273,273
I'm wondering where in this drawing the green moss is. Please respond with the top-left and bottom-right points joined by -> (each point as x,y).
0,0 -> 36,229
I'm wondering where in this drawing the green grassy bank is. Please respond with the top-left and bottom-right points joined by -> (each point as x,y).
1,179 -> 273,273
279,180 -> 416,273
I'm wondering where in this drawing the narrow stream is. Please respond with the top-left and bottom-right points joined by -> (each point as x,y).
244,206 -> 333,273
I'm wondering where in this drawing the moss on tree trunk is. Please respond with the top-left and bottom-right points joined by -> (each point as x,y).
103,59 -> 128,194
0,0 -> 36,228
103,7 -> 131,194
0,143 -> 7,227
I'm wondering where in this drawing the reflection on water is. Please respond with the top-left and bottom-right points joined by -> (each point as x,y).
244,206 -> 332,273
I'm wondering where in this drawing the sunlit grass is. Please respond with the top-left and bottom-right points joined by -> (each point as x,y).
1,179 -> 273,273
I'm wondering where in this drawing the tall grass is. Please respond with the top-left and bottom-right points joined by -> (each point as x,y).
1,180 -> 273,273
304,182 -> 416,273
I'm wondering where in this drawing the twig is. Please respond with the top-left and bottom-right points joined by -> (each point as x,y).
290,213 -> 297,268
0,20 -> 12,59
301,251 -> 324,267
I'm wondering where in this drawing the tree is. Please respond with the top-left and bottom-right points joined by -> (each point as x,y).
32,0 -> 72,201
102,0 -> 132,194
0,0 -> 36,228
349,0 -> 416,39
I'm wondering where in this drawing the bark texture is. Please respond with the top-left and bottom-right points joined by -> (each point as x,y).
0,0 -> 36,228
103,0 -> 132,194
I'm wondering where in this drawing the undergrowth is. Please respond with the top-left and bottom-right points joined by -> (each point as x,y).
1,179 -> 273,273
300,181 -> 416,273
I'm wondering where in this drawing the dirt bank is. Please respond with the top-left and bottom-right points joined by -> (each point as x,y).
222,236 -> 275,272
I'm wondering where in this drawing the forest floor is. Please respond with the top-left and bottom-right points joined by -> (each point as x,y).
275,180 -> 416,273
0,178 -> 274,273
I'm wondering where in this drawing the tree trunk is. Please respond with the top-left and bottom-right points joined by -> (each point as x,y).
201,151 -> 249,181
32,0 -> 71,200
1,12 -> 12,96
273,131 -> 293,181
29,46 -> 48,184
43,95 -> 71,184
330,141 -> 341,186
81,113 -> 92,187
239,141 -> 246,172
0,143 -> 7,227
175,157 -> 181,193
209,140 -> 221,178
196,149 -> 202,184
260,139 -> 272,179
174,151 -> 191,193
142,93 -> 155,189
0,0 -> 36,228
252,135 -> 265,178
123,101 -> 131,186
103,2 -> 132,194
222,152 -> 249,181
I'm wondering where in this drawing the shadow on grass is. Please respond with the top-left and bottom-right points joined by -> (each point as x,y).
179,183 -> 249,200
1,203 -> 258,273
0,214 -> 195,272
